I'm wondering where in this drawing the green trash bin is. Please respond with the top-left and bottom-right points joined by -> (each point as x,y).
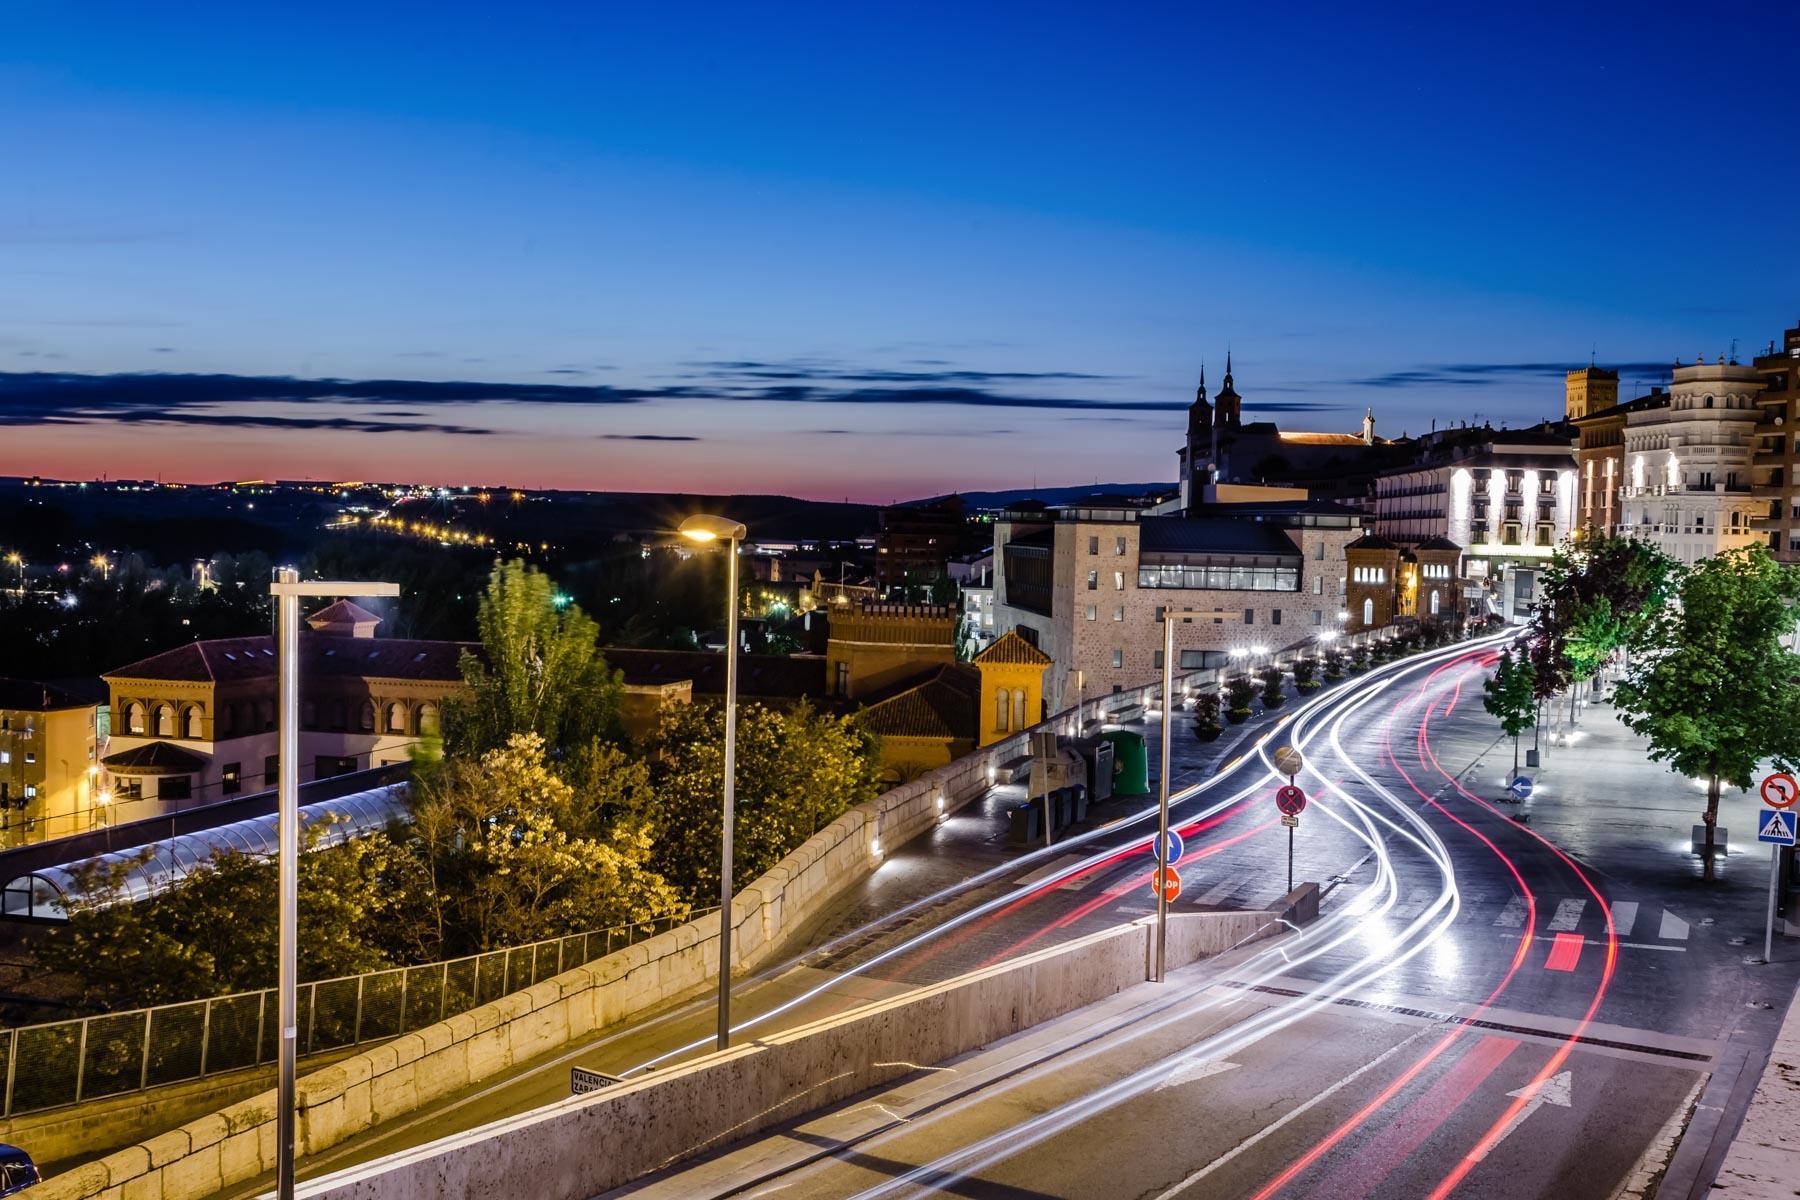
1099,729 -> 1150,796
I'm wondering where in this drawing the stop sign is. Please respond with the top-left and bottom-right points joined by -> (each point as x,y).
1150,867 -> 1182,902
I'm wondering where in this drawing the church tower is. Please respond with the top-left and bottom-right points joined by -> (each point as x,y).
1564,366 -> 1618,421
1182,365 -> 1212,513
1214,352 -> 1243,428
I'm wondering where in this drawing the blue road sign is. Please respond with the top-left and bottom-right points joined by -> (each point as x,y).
1757,808 -> 1797,846
1508,776 -> 1534,800
1157,830 -> 1185,866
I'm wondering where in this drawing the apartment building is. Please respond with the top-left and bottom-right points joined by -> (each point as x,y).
0,678 -> 103,843
1751,321 -> 1800,559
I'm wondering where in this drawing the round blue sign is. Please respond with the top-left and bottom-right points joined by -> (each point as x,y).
1157,830 -> 1185,866
1509,776 -> 1534,799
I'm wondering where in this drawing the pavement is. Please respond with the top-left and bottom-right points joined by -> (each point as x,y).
581,643 -> 1800,1200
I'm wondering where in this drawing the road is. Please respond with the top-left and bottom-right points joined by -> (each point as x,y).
592,638 -> 1800,1200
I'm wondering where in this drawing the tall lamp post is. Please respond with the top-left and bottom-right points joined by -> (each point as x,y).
679,514 -> 748,1052
267,570 -> 398,1200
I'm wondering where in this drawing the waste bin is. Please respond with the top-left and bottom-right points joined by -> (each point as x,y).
1099,730 -> 1150,796
1069,783 -> 1089,823
1009,803 -> 1039,844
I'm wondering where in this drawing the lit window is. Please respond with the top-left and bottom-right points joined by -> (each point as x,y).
1111,649 -> 1124,668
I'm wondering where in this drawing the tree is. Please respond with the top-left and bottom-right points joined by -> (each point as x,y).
1223,674 -> 1257,722
444,559 -> 623,756
1258,664 -> 1287,710
1614,544 -> 1800,880
1192,693 -> 1222,741
1293,657 -> 1321,693
1483,646 -> 1537,782
1529,535 -> 1681,708
638,700 -> 884,901
393,733 -> 683,956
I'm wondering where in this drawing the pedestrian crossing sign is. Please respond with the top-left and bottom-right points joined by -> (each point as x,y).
1757,808 -> 1797,846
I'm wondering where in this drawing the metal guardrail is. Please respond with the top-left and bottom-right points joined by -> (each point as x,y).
0,906 -> 709,1119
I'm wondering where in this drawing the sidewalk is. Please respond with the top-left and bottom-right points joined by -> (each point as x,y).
1712,985 -> 1800,1198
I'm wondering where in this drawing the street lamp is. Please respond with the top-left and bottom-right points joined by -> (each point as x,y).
679,513 -> 748,1052
267,570 -> 398,1200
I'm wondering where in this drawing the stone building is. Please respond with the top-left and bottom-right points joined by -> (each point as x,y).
0,678 -> 103,844
990,498 -> 1367,705
1572,386 -> 1669,538
1343,534 -> 1463,634
1751,321 -> 1800,560
101,600 -> 470,810
1617,358 -> 1767,564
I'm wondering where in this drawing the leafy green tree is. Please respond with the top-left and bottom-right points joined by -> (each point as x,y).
444,559 -> 623,755
1529,535 -> 1680,705
1614,544 -> 1800,880
1293,657 -> 1320,692
638,701 -> 884,901
1483,646 -> 1537,781
1223,674 -> 1257,721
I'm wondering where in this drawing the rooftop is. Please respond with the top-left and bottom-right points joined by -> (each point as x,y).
1138,516 -> 1300,557
0,677 -> 97,712
105,634 -> 473,684
856,663 -> 982,740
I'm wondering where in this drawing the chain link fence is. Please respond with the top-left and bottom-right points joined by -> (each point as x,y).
0,907 -> 708,1118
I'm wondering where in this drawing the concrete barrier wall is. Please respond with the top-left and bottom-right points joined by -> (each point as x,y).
33,683 -> 1173,1200
299,909 -> 1275,1200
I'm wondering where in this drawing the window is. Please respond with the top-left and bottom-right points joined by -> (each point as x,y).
222,762 -> 242,795
1115,537 -> 1127,556
418,703 -> 440,736
24,784 -> 37,799
1113,571 -> 1125,590
1111,649 -> 1124,668
1013,691 -> 1027,730
1244,608 -> 1254,625
1086,604 -> 1098,621
1271,609 -> 1282,625
1363,597 -> 1374,625
1313,576 -> 1323,595
1314,541 -> 1325,560
1153,649 -> 1164,669
360,701 -> 376,732
1312,610 -> 1323,626
995,689 -> 1010,732
264,754 -> 279,785
1698,471 -> 1713,489
1088,536 -> 1099,555
1087,570 -> 1098,590
330,700 -> 348,732
1430,590 -> 1441,616
386,702 -> 408,734
1113,606 -> 1124,622
0,752 -> 7,765
23,752 -> 34,765
1179,650 -> 1206,669
154,704 -> 174,737
161,776 -> 193,802
836,661 -> 850,695
184,707 -> 203,739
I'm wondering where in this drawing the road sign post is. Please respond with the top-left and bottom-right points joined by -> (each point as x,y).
1154,615 -> 1175,982
1758,806 -> 1797,963
1274,784 -> 1307,896
1508,776 -> 1534,802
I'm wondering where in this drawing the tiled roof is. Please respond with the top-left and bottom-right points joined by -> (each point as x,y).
0,677 -> 97,711
104,741 -> 210,775
974,631 -> 1052,667
857,663 -> 981,740
308,599 -> 382,627
1413,536 -> 1463,552
602,648 -> 827,701
1346,533 -> 1400,551
1278,432 -> 1368,446
105,634 -> 472,684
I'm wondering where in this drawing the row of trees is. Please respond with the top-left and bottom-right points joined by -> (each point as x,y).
34,559 -> 885,1011
1492,535 -> 1800,880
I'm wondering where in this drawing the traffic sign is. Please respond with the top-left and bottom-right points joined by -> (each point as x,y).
1762,773 -> 1799,810
1273,745 -> 1305,779
1150,866 -> 1182,902
1758,809 -> 1798,846
572,1067 -> 624,1095
1280,813 -> 1299,829
1508,776 -> 1534,801
1275,785 -> 1307,816
1156,830 -> 1186,867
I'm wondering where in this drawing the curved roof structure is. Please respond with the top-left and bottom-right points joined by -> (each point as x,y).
2,783 -> 407,921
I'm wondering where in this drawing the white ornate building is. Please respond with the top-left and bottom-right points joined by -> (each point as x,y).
1618,358 -> 1767,564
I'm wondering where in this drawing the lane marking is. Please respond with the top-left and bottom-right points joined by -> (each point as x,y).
1153,1058 -> 1240,1093
1544,932 -> 1585,972
1547,899 -> 1587,932
1610,901 -> 1639,938
1472,1069 -> 1573,1163
1150,1031 -> 1433,1200
1497,932 -> 1685,955
1493,896 -> 1527,928
1659,910 -> 1690,941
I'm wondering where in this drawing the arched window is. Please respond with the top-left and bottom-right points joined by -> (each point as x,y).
1362,597 -> 1374,626
386,702 -> 409,734
183,706 -> 203,739
1429,590 -> 1441,617
359,701 -> 376,733
1012,690 -> 1027,732
126,702 -> 146,735
154,704 -> 174,737
417,702 -> 440,736
995,689 -> 1011,733
1704,394 -> 1714,409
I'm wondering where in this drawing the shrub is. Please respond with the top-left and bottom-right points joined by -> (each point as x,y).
1293,658 -> 1321,692
1224,674 -> 1257,723
1259,664 -> 1287,710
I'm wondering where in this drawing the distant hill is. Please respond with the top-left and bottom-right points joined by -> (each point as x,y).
905,482 -> 1177,510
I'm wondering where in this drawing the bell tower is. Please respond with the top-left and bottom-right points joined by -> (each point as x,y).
1214,352 -> 1243,428
1565,366 -> 1619,421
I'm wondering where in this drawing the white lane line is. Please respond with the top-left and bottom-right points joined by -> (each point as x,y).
1496,932 -> 1684,954
1150,1029 -> 1433,1200
1547,899 -> 1587,932
1659,910 -> 1690,941
1610,901 -> 1639,939
1493,896 -> 1527,928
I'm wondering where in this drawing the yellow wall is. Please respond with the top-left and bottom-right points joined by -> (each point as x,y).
825,606 -> 956,700
975,660 -> 1048,746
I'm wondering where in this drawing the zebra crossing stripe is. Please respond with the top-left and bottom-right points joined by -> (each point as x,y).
1610,901 -> 1638,938
1659,910 -> 1690,941
1547,899 -> 1587,932
1494,897 -> 1527,928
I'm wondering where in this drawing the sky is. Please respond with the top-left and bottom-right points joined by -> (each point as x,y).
3,1 -> 1798,502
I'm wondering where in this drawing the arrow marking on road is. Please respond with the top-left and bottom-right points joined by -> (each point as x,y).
1472,1070 -> 1573,1162
1155,1058 -> 1240,1092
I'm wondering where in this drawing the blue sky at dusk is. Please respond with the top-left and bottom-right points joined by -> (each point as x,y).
3,1 -> 1797,500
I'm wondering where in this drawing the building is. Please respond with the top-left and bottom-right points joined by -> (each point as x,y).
0,678 -> 104,844
1343,534 -> 1463,633
1572,385 -> 1668,538
991,497 -> 1367,704
1616,357 -> 1768,564
875,495 -> 966,593
1179,356 -> 1399,508
852,633 -> 1054,777
823,603 -> 957,700
100,600 -> 470,813
1751,321 -> 1800,560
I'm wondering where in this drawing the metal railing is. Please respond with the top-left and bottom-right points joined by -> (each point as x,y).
0,906 -> 710,1119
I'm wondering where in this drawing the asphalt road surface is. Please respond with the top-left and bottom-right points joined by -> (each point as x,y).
592,638 -> 1798,1200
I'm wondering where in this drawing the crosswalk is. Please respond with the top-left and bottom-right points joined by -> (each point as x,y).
1479,894 -> 1690,944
